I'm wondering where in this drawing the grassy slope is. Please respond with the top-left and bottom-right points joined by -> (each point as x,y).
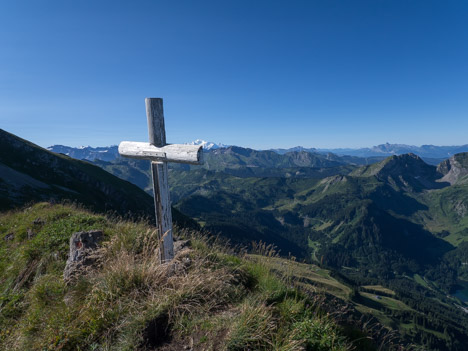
0,129 -> 154,218
418,183 -> 468,246
0,203 -> 384,351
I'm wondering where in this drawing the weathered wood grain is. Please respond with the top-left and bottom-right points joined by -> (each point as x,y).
146,98 -> 174,263
146,98 -> 166,147
118,141 -> 203,165
151,161 -> 174,263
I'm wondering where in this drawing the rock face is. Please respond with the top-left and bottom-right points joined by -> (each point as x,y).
63,230 -> 103,282
437,152 -> 468,185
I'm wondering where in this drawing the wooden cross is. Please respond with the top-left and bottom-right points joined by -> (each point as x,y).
118,98 -> 203,263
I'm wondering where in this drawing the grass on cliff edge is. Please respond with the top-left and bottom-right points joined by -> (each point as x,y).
0,202 -> 363,351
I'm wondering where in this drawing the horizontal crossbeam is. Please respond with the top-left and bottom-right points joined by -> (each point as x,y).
118,141 -> 203,165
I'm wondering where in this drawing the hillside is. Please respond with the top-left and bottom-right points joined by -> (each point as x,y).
90,146 -> 362,196
90,145 -> 378,198
1,203 -> 394,351
0,129 -> 153,217
169,154 -> 468,269
171,169 -> 455,272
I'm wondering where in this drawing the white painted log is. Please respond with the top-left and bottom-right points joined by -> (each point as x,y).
118,141 -> 203,165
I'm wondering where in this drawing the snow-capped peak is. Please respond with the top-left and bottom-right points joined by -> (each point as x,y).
186,139 -> 227,150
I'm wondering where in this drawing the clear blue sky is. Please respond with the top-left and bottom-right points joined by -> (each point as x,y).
1,0 -> 467,149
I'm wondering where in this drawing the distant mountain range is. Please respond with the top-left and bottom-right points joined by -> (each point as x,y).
47,139 -> 227,162
186,139 -> 227,150
274,142 -> 468,159
49,141 -> 468,164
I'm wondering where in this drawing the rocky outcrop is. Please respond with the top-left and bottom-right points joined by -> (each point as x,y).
63,230 -> 103,282
437,152 -> 468,185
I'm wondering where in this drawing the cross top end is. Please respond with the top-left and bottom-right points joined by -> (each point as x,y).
145,98 -> 166,147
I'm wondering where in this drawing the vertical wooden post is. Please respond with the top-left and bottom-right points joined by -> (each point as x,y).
146,98 -> 174,263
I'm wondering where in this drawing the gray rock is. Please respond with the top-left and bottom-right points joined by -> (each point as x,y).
4,233 -> 14,241
33,217 -> 45,225
63,230 -> 103,282
174,239 -> 191,253
27,228 -> 36,239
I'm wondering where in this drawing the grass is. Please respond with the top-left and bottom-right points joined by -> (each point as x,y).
413,274 -> 431,289
359,293 -> 413,312
248,254 -> 433,349
361,285 -> 396,296
417,183 -> 468,247
251,255 -> 353,298
0,203 -> 361,351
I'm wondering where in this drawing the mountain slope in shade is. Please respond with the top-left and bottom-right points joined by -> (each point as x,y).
0,129 -> 153,217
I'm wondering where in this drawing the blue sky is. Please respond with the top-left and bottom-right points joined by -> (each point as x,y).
1,0 -> 467,149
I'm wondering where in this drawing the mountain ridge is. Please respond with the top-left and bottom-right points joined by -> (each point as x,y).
0,129 -> 152,217
48,141 -> 468,166
273,142 -> 468,159
350,153 -> 449,192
